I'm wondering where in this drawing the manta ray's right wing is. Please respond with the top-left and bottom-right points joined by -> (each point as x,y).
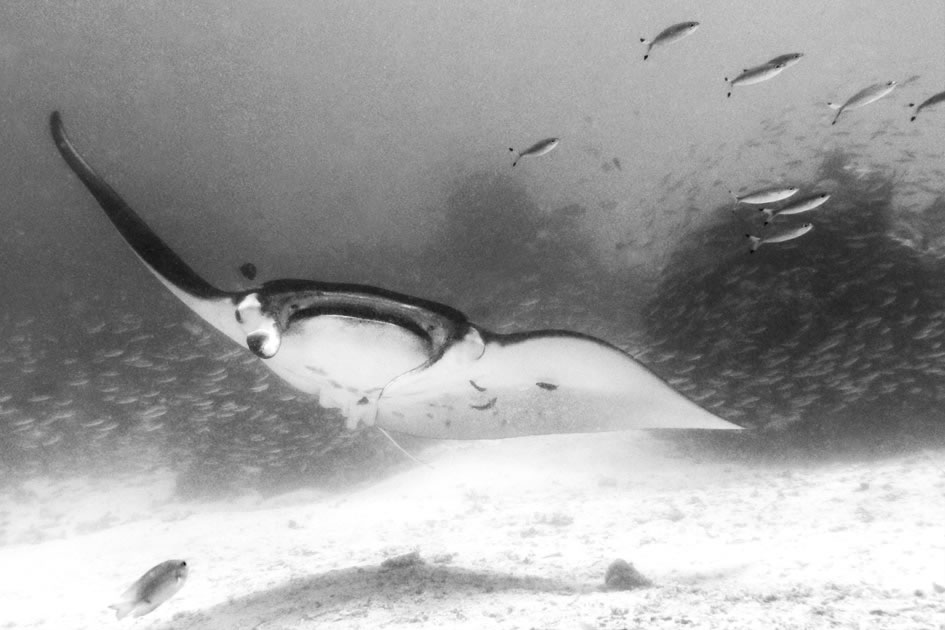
376,328 -> 741,439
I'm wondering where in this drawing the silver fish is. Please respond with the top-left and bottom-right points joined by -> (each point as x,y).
726,63 -> 787,97
760,193 -> 830,225
640,21 -> 700,60
509,138 -> 559,167
829,81 -> 897,125
109,559 -> 188,619
746,223 -> 813,253
729,186 -> 798,211
909,89 -> 945,122
764,53 -> 804,69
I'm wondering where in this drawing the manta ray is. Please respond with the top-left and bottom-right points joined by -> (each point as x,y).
49,111 -> 740,439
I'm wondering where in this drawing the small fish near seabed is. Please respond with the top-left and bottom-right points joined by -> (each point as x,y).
909,89 -> 945,122
109,559 -> 189,619
746,223 -> 813,253
509,138 -> 559,167
829,80 -> 897,125
726,63 -> 787,98
760,193 -> 831,225
640,21 -> 700,60
729,186 -> 798,212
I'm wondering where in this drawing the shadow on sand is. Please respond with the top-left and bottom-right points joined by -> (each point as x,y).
150,560 -> 581,629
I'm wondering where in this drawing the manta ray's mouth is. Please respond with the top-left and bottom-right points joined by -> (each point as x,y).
50,110 -> 742,438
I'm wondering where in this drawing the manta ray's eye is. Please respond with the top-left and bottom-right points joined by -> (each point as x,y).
290,303 -> 298,310
235,310 -> 243,323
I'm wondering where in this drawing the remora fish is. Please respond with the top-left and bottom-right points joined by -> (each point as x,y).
760,193 -> 830,225
509,138 -> 559,167
726,63 -> 787,98
829,81 -> 897,125
729,186 -> 798,212
50,112 -> 740,439
109,560 -> 188,619
746,223 -> 813,253
640,21 -> 700,60
909,89 -> 945,122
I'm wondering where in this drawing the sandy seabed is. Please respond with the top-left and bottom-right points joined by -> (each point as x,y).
1,432 -> 944,630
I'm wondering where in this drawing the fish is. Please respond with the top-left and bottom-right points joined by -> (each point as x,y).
109,559 -> 188,619
640,21 -> 700,60
909,89 -> 945,122
509,138 -> 559,167
763,53 -> 804,69
50,111 -> 740,438
746,223 -> 813,253
760,193 -> 831,225
729,186 -> 798,211
828,81 -> 897,125
239,262 -> 257,281
725,63 -> 787,98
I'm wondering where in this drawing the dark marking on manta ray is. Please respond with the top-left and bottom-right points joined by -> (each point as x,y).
536,382 -> 558,391
239,262 -> 257,281
470,397 -> 497,411
469,380 -> 487,392
357,396 -> 369,405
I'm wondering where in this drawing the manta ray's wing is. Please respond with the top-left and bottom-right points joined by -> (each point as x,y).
50,112 -> 447,427
49,111 -> 246,348
377,328 -> 740,438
